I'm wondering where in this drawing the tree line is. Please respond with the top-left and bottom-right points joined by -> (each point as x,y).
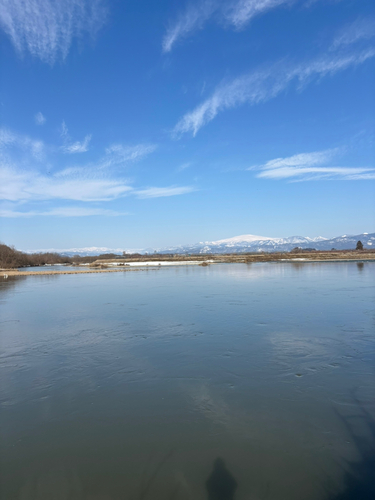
0,243 -> 72,269
0,241 -> 369,269
0,243 -> 132,269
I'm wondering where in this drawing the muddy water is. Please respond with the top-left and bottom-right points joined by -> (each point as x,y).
0,263 -> 374,500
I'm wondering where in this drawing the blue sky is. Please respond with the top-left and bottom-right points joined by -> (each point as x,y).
0,0 -> 374,250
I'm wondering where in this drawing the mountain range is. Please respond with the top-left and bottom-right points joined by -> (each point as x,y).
26,232 -> 374,256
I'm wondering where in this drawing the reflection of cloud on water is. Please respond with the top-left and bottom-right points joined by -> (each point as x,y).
269,327 -> 375,383
188,382 -> 258,440
269,330 -> 330,360
190,383 -> 231,427
0,321 -> 160,432
211,261 -> 364,282
208,262 -> 290,281
267,329 -> 345,386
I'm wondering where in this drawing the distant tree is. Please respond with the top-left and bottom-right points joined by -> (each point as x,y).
0,243 -> 71,269
356,240 -> 364,251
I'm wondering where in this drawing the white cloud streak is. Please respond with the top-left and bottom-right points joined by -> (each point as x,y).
0,127 -> 45,160
163,0 -> 350,52
254,149 -> 338,170
0,164 -> 195,204
260,166 -> 374,180
135,186 -> 196,198
252,149 -> 375,181
0,129 -> 140,203
60,120 -> 69,140
63,134 -> 92,154
173,48 -> 375,136
0,164 -> 196,205
177,162 -> 192,172
34,112 -> 46,125
162,1 -> 217,53
0,0 -> 107,64
0,207 -> 128,217
163,0 -> 295,52
0,128 -> 194,214
59,120 -> 156,160
56,143 -> 157,177
225,0 -> 294,29
60,121 -> 92,154
0,166 -> 133,202
103,144 -> 157,167
331,17 -> 375,50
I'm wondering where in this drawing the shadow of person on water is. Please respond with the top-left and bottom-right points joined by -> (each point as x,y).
325,397 -> 375,500
206,458 -> 237,500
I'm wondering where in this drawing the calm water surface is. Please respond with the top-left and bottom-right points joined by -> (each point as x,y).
16,265 -> 82,272
1,263 -> 374,500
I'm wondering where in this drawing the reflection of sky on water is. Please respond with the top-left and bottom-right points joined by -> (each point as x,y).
0,263 -> 374,499
16,265 -> 79,272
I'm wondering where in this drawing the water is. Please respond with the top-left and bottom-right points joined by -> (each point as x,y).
16,265 -> 81,272
0,263 -> 374,500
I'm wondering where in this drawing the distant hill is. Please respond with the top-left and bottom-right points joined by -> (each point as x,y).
155,232 -> 375,254
24,232 -> 374,256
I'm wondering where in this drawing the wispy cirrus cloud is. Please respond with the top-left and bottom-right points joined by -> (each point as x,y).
0,165 -> 196,204
63,134 -> 91,154
0,127 -> 45,160
163,0 -> 296,52
251,149 -> 375,181
0,127 -> 145,202
225,0 -> 294,29
176,162 -> 192,172
59,121 -> 157,159
0,126 -> 195,215
254,149 -> 339,170
63,135 -> 92,154
0,207 -> 128,218
135,186 -> 196,198
56,143 -> 157,179
0,0 -> 108,64
173,47 -> 375,136
60,121 -> 92,154
331,17 -> 375,50
0,166 -> 133,202
102,144 -> 158,168
162,1 -> 217,53
35,112 -> 46,125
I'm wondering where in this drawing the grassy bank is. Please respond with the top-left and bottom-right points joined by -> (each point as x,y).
1,250 -> 374,277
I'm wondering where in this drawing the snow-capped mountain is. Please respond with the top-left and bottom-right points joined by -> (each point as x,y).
24,246 -> 142,257
156,232 -> 375,254
24,233 -> 374,256
214,234 -> 277,244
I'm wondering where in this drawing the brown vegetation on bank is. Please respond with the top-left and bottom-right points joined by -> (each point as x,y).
0,243 -> 126,269
0,243 -> 71,269
2,268 -> 154,277
1,241 -> 374,271
93,249 -> 375,266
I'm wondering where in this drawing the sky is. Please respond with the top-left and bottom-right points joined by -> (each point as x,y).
0,0 -> 374,251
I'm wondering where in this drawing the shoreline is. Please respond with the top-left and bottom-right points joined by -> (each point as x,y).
0,267 -> 159,277
1,255 -> 374,277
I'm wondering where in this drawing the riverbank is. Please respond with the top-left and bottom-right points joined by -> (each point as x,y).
1,250 -> 374,276
93,250 -> 375,265
0,267 -> 158,277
